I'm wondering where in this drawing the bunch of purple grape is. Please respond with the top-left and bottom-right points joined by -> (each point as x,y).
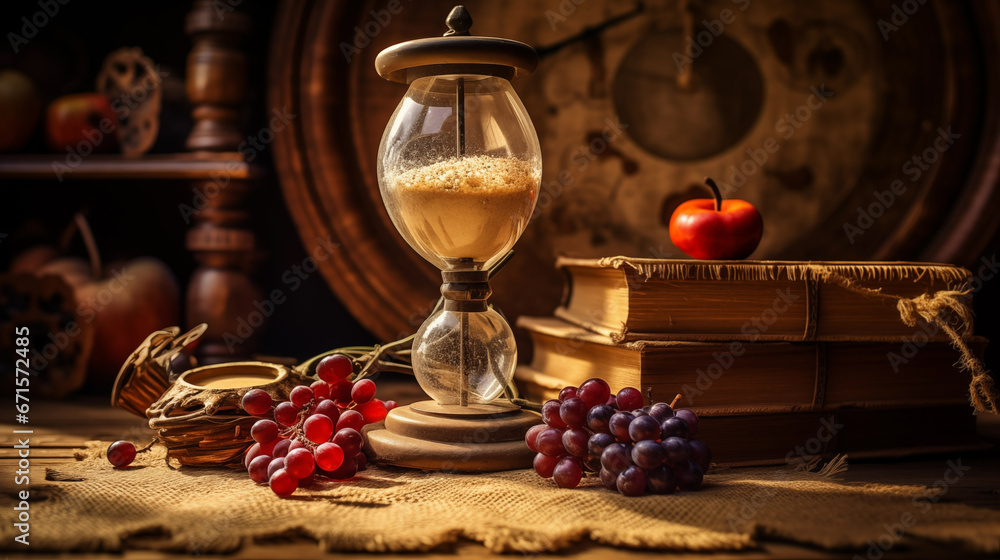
525,378 -> 712,496
239,354 -> 397,497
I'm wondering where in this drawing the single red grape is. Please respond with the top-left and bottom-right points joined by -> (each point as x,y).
617,465 -> 647,496
558,386 -> 578,401
524,424 -> 546,452
660,417 -> 690,440
616,387 -> 644,412
332,428 -> 363,456
674,409 -> 700,438
628,415 -> 661,442
632,439 -> 666,469
336,409 -> 364,433
269,469 -> 298,497
107,440 -> 136,468
533,453 -> 560,478
274,402 -> 299,427
649,402 -> 674,423
355,399 -> 388,423
562,427 -> 590,458
609,411 -> 635,443
313,399 -> 341,424
315,442 -> 344,471
316,353 -> 353,382
251,419 -> 280,444
248,454 -> 272,483
541,399 -> 567,429
553,456 -> 583,488
559,397 -> 588,427
289,385 -> 314,409
599,467 -> 619,490
272,438 -> 291,458
285,448 -> 316,479
351,379 -> 376,404
329,380 -> 353,403
385,400 -> 399,411
310,379 -> 331,400
355,452 -> 368,471
600,442 -> 633,474
267,457 -> 286,478
536,427 -> 565,457
241,389 -> 273,416
578,378 -> 611,408
303,414 -> 334,444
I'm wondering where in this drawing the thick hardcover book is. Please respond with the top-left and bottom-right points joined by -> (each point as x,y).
554,256 -> 973,343
515,316 -> 982,413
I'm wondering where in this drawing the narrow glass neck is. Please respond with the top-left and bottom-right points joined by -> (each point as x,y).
440,270 -> 491,312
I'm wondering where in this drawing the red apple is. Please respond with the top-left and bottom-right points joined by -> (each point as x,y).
0,69 -> 42,152
45,93 -> 119,153
669,177 -> 764,260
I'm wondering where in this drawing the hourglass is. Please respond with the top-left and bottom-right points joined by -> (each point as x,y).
364,6 -> 541,471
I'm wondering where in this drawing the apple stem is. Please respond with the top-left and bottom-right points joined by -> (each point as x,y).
704,177 -> 724,212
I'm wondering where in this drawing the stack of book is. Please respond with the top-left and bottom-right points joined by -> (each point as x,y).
515,257 -> 990,465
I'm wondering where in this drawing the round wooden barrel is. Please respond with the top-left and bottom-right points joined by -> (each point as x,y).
269,0 -> 1000,344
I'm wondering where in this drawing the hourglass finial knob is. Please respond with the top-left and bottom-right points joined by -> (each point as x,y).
444,5 -> 472,36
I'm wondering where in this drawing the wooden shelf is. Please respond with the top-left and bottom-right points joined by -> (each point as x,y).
0,152 -> 257,181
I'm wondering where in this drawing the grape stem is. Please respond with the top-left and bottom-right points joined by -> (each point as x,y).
670,394 -> 682,409
136,437 -> 159,453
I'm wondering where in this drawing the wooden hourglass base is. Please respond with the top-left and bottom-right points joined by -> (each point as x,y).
363,400 -> 540,472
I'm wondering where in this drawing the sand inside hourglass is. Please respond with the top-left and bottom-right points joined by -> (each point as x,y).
390,155 -> 540,265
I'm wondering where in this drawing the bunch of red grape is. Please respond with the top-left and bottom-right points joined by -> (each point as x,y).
525,378 -> 712,496
240,354 -> 398,497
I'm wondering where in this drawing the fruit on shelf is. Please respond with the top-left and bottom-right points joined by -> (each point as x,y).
0,69 -> 42,152
45,92 -> 120,153
669,177 -> 763,260
525,380 -> 712,496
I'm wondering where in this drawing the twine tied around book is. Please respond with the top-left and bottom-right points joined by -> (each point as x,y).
814,268 -> 998,414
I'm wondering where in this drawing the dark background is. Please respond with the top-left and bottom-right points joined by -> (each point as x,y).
1,0 -> 997,392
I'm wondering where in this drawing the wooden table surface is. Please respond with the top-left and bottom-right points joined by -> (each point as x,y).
2,388 -> 999,560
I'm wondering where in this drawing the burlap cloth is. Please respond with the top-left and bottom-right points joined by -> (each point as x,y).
2,443 -> 998,554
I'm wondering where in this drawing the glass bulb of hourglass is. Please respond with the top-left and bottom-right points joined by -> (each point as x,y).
377,74 -> 541,271
411,307 -> 517,405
